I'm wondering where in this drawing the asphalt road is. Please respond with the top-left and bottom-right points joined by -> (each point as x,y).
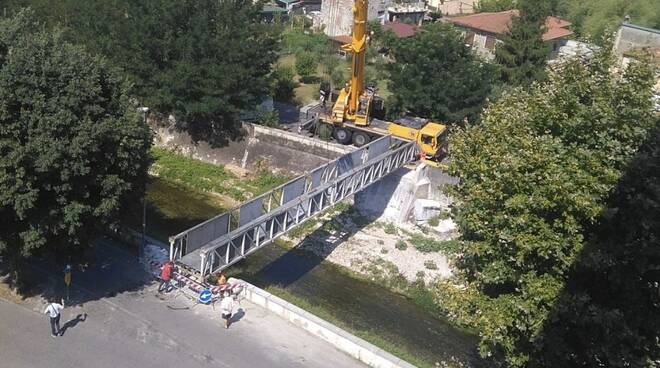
0,240 -> 364,368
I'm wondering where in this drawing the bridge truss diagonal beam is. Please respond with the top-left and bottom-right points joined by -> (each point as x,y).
169,135 -> 417,277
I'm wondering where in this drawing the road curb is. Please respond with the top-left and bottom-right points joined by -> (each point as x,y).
231,278 -> 417,368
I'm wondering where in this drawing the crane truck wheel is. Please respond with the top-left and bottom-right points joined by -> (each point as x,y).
352,132 -> 370,147
333,128 -> 352,144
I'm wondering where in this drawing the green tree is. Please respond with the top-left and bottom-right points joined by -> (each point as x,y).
532,121 -> 660,367
439,46 -> 657,367
494,1 -> 550,86
367,20 -> 397,54
386,22 -> 497,124
270,65 -> 298,102
0,10 -> 152,284
281,28 -> 329,55
476,0 -> 518,12
563,0 -> 660,40
295,51 -> 318,83
4,0 -> 281,147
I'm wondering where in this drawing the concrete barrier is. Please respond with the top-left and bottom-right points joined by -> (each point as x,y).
230,278 -> 417,368
252,124 -> 353,155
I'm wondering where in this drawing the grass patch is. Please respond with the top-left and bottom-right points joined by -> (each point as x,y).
395,240 -> 407,251
427,211 -> 451,227
151,148 -> 291,201
287,219 -> 320,239
409,234 -> 461,255
123,149 -> 290,243
427,216 -> 440,227
263,286 -> 434,368
384,222 -> 397,235
151,148 -> 245,200
124,177 -> 227,243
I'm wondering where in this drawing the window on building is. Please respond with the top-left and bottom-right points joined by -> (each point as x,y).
465,31 -> 475,45
485,35 -> 496,50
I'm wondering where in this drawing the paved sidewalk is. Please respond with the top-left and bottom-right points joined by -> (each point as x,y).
0,239 -> 364,368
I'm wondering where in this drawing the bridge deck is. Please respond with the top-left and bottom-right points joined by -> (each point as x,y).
169,135 -> 417,277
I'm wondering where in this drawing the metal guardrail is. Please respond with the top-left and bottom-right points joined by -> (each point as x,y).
169,135 -> 417,277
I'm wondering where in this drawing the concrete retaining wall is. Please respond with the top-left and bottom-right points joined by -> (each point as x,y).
231,278 -> 417,368
252,124 -> 352,155
152,122 -> 350,175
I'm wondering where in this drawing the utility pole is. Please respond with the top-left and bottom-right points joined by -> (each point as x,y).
137,107 -> 149,263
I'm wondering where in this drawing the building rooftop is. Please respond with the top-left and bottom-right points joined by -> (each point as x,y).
263,5 -> 288,13
383,21 -> 418,38
449,10 -> 573,41
331,21 -> 418,45
330,35 -> 352,44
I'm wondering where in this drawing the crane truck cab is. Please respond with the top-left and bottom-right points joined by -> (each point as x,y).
388,117 -> 448,167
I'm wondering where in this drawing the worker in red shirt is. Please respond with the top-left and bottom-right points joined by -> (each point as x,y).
158,260 -> 174,293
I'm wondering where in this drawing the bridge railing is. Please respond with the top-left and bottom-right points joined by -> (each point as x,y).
169,135 -> 417,276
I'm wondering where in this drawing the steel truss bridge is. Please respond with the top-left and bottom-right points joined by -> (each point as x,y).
169,135 -> 417,277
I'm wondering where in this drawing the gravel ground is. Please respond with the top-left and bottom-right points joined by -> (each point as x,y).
295,212 -> 456,284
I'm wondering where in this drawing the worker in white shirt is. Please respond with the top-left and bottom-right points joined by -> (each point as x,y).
44,299 -> 64,337
219,292 -> 236,329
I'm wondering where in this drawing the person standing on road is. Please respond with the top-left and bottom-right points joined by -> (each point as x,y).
219,292 -> 235,329
158,260 -> 173,293
44,299 -> 64,337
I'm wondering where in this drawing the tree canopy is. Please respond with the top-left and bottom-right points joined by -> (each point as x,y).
561,0 -> 660,40
439,45 -> 657,367
295,51 -> 319,82
494,0 -> 550,86
0,10 -> 152,280
470,0 -> 660,42
386,23 -> 497,124
4,0 -> 281,146
533,121 -> 660,367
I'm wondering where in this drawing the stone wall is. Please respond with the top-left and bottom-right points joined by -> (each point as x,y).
151,122 -> 351,175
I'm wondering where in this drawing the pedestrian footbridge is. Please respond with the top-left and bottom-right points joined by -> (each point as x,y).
169,135 -> 417,277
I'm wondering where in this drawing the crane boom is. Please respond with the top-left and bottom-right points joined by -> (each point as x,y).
331,0 -> 372,126
346,0 -> 367,114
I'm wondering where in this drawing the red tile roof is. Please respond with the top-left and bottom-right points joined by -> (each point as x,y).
383,21 -> 418,38
330,35 -> 352,44
449,10 -> 573,41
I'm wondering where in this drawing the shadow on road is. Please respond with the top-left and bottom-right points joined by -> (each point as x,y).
60,313 -> 87,336
0,237 -> 154,308
230,308 -> 245,325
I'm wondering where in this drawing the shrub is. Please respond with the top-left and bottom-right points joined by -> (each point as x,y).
395,240 -> 408,251
271,65 -> 298,102
384,223 -> 397,235
424,260 -> 438,270
409,234 -> 460,255
295,51 -> 318,80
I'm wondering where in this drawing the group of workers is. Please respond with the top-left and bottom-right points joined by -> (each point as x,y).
159,260 -> 237,329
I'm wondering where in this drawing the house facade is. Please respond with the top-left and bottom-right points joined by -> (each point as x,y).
426,0 -> 476,16
448,10 -> 573,60
614,22 -> 660,110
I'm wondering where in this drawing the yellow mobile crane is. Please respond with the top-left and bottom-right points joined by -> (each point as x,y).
323,0 -> 448,167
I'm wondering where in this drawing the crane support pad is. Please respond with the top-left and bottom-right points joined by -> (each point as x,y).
170,135 -> 417,276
